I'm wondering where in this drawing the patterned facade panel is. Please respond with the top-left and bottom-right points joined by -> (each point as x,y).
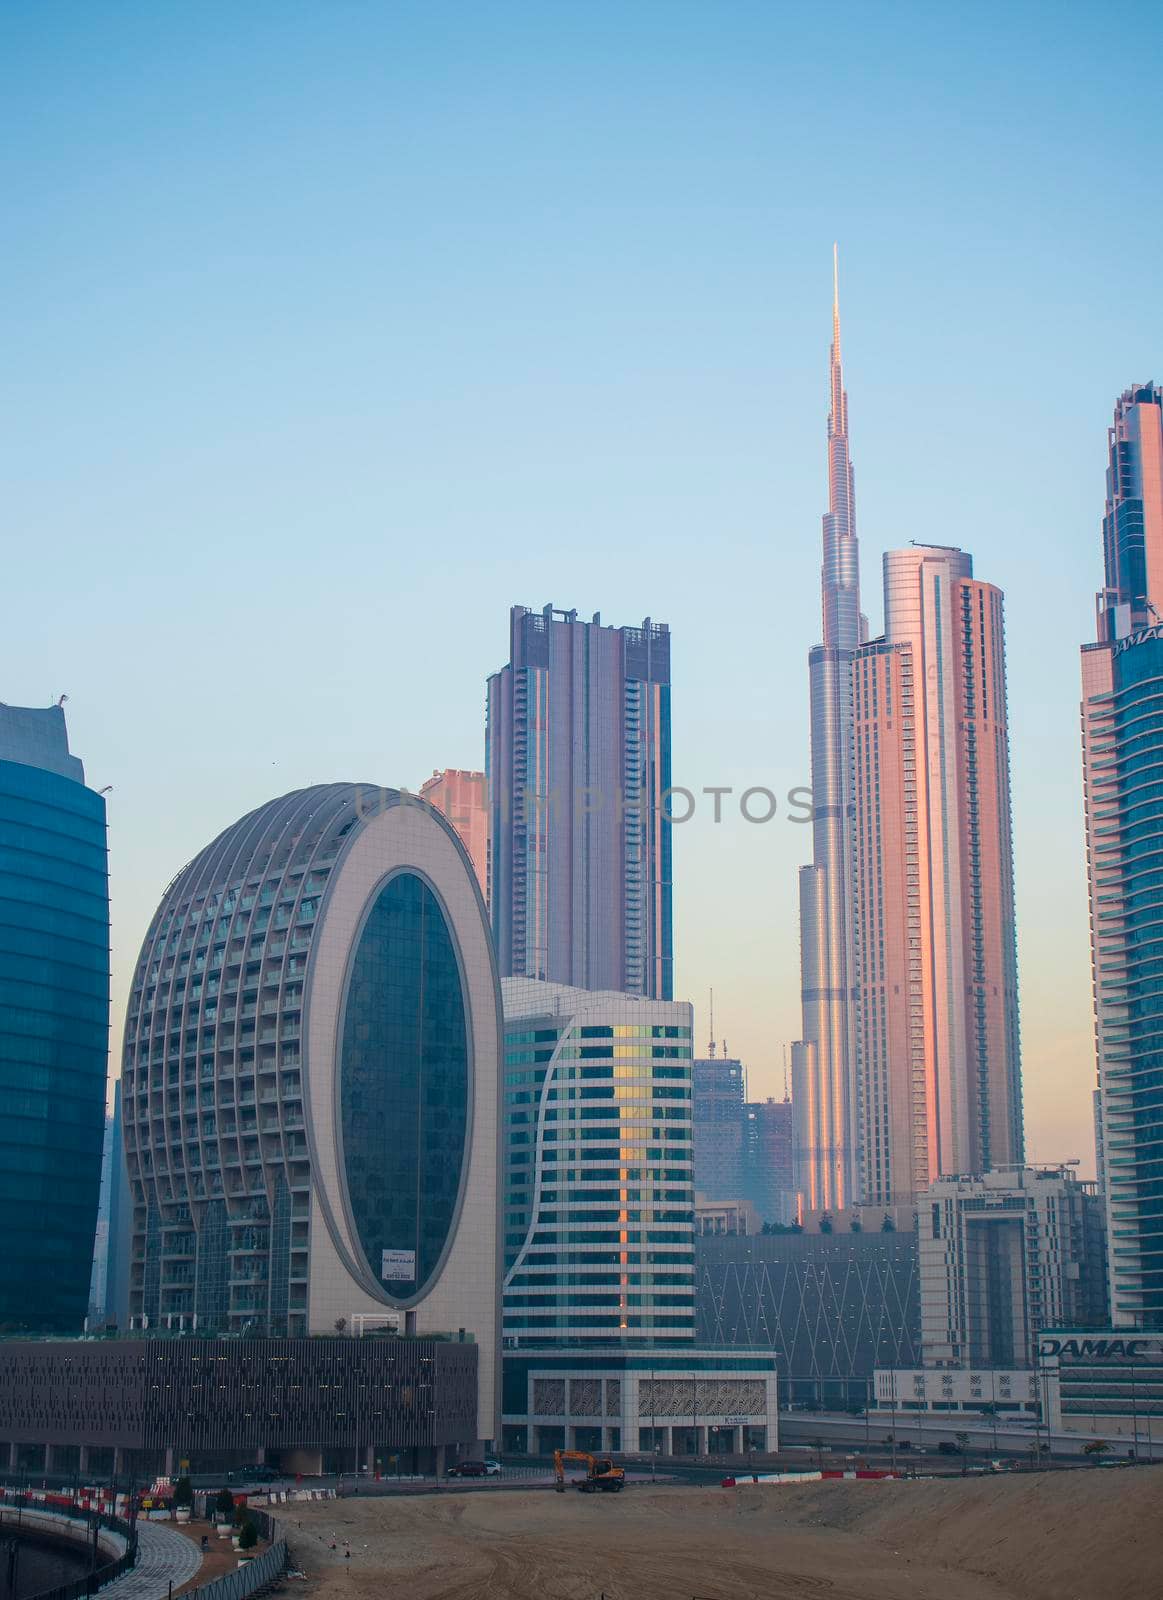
604,1378 -> 621,1416
532,1378 -> 565,1416
568,1379 -> 602,1417
695,1233 -> 920,1382
0,1338 -> 477,1450
637,1378 -> 765,1419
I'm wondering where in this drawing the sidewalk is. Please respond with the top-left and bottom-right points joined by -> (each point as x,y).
99,1520 -> 204,1600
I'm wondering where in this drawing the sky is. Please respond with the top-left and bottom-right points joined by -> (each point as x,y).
4,0 -> 1162,1176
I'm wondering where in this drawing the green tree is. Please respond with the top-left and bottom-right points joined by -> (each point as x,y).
215,1488 -> 234,1519
238,1518 -> 259,1551
172,1477 -> 193,1510
1083,1439 -> 1111,1465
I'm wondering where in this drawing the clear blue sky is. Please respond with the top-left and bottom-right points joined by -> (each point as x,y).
4,0 -> 1161,1169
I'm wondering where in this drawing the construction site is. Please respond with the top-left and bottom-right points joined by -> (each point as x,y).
283,1466 -> 1162,1600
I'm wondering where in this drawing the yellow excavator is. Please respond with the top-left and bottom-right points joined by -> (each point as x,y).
553,1450 -> 626,1493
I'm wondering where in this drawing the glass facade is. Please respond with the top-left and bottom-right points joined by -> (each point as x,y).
340,871 -> 469,1296
1086,636 -> 1163,1328
502,980 -> 695,1346
0,756 -> 109,1331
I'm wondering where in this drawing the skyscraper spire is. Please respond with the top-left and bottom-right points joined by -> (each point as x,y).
791,248 -> 864,1215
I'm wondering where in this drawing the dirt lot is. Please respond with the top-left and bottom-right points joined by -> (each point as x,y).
284,1467 -> 1163,1600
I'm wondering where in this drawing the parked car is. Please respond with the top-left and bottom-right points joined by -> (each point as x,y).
483,1459 -> 502,1476
446,1460 -> 488,1478
226,1464 -> 280,1483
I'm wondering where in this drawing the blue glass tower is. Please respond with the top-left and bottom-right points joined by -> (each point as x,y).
0,703 -> 109,1331
1082,383 -> 1163,1330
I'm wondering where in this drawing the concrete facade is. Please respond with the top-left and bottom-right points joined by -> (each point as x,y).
919,1168 -> 1107,1370
501,1348 -> 778,1457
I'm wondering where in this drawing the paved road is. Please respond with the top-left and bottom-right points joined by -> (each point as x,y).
100,1520 -> 204,1600
778,1408 -> 1154,1461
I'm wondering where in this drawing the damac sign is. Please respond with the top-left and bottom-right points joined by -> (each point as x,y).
1038,1336 -> 1163,1362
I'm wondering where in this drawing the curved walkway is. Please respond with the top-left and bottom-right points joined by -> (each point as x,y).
100,1520 -> 204,1600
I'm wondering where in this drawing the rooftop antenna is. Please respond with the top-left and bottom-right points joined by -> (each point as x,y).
708,987 -> 716,1058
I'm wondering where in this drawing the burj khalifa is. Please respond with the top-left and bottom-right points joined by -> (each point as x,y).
791,248 -> 864,1214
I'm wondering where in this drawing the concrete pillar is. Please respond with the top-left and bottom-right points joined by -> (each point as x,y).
113,1448 -> 126,1477
164,1446 -> 175,1475
434,1445 -> 446,1479
7,1443 -> 17,1471
44,1444 -> 57,1474
733,1426 -> 743,1455
363,1444 -> 374,1473
78,1447 -> 90,1475
694,1426 -> 707,1456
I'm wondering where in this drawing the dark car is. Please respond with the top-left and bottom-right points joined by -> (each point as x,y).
446,1460 -> 488,1478
937,1441 -> 962,1456
226,1464 -> 280,1484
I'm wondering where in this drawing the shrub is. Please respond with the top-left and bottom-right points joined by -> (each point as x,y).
238,1518 -> 258,1551
173,1477 -> 194,1509
215,1488 -> 234,1517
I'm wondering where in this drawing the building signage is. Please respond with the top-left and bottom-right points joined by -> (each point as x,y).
1113,623 -> 1163,657
381,1249 -> 416,1281
1038,1334 -> 1163,1363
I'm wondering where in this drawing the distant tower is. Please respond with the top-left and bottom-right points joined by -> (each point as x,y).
792,249 -> 863,1213
420,769 -> 488,898
487,605 -> 673,998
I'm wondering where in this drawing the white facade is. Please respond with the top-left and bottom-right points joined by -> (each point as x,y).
123,785 -> 502,1445
875,1367 -> 1038,1414
501,979 -> 695,1346
918,1168 -> 1106,1370
503,1352 -> 778,1456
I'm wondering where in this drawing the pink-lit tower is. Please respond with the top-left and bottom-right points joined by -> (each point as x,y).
792,249 -> 865,1214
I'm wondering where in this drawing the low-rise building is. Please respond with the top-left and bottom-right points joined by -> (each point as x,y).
873,1366 -> 1039,1415
501,1347 -> 778,1456
694,1195 -> 759,1237
696,1228 -> 921,1408
0,1335 -> 478,1478
1040,1329 -> 1163,1447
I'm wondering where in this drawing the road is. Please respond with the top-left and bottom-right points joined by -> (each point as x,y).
777,1407 -> 1150,1461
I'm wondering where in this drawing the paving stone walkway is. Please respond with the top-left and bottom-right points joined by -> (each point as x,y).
101,1519 -> 204,1599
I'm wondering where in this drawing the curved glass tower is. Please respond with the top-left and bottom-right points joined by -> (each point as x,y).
0,703 -> 109,1331
122,784 -> 502,1441
792,249 -> 864,1213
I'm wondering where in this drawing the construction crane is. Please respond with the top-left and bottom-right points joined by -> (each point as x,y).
553,1450 -> 625,1494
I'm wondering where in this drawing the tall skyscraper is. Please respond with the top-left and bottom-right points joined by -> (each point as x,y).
852,546 -> 1023,1203
0,702 -> 109,1332
792,250 -> 864,1213
419,768 -> 488,897
1081,383 -> 1163,1330
744,1097 -> 795,1224
487,605 -> 673,999
692,1053 -> 746,1201
122,784 -> 501,1444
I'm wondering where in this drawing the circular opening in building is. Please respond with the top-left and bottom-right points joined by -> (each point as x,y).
339,870 -> 470,1298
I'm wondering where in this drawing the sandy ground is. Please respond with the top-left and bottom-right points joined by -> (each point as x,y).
284,1467 -> 1163,1600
